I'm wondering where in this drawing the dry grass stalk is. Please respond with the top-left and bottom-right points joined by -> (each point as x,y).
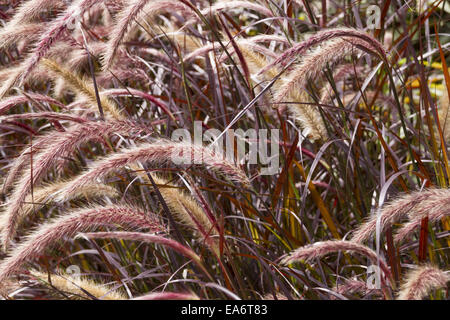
5,119 -> 147,191
280,240 -> 392,281
0,23 -> 43,51
259,27 -> 387,75
0,0 -> 103,98
6,0 -> 65,26
198,1 -> 274,19
272,37 -> 379,140
235,43 -> 279,80
232,40 -> 278,60
318,64 -> 365,105
337,91 -> 396,110
0,120 -> 150,247
182,41 -> 225,64
30,270 -> 127,300
0,205 -> 164,287
0,0 -> 446,301
394,205 -> 450,243
182,1 -> 274,28
438,89 -> 450,141
184,36 -> 286,64
79,231 -> 203,267
286,91 -> 328,141
65,42 -> 108,72
102,0 -> 193,70
41,58 -> 123,120
125,162 -> 219,252
351,188 -> 449,243
0,181 -> 119,237
102,88 -> 175,121
150,175 -> 219,253
158,28 -> 203,55
53,141 -> 249,202
0,64 -> 56,90
262,293 -> 289,300
0,93 -> 66,115
137,47 -> 173,65
397,265 -> 449,300
0,112 -> 88,124
332,279 -> 382,299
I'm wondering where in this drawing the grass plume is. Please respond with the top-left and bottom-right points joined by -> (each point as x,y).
30,270 -> 127,300
0,205 -> 164,287
53,141 -> 249,203
0,120 -> 149,247
397,265 -> 449,300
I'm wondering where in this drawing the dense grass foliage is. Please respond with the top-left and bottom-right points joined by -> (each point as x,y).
0,0 -> 448,300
